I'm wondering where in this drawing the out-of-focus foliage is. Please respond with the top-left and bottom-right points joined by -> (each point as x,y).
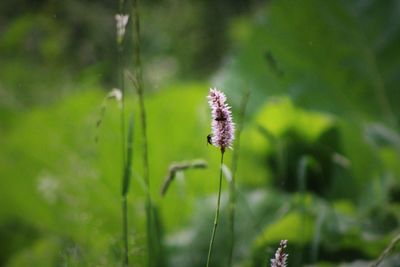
214,0 -> 400,265
1,0 -> 400,266
0,0 -> 249,116
218,0 -> 400,122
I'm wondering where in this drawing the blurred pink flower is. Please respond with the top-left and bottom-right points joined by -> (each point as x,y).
207,88 -> 235,152
271,240 -> 288,267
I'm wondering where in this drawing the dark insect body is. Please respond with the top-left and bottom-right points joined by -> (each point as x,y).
207,134 -> 212,145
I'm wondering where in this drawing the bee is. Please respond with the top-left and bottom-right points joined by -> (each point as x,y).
207,134 -> 213,145
215,116 -> 226,121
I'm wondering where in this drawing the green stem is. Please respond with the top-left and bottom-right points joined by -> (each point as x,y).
370,233 -> 400,267
227,181 -> 235,267
117,27 -> 128,267
122,195 -> 128,266
132,0 -> 153,266
132,0 -> 148,205
118,47 -> 126,166
206,151 -> 225,267
121,114 -> 134,267
228,90 -> 250,267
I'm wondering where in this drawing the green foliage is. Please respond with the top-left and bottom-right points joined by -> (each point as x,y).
1,0 -> 400,266
219,0 -> 400,121
6,237 -> 61,267
0,84 -> 221,265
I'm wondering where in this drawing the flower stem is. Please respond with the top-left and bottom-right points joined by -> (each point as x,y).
206,150 -> 225,267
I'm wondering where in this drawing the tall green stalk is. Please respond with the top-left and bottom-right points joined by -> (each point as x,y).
122,194 -> 128,266
206,150 -> 225,267
118,36 -> 129,267
122,115 -> 134,266
132,0 -> 147,202
116,6 -> 129,266
131,0 -> 154,266
227,90 -> 250,267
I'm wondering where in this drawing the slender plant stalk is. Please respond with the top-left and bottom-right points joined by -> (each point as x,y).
206,150 -> 225,267
118,0 -> 126,165
122,115 -> 135,266
228,90 -> 250,267
122,195 -> 128,266
116,10 -> 129,266
131,0 -> 154,266
118,49 -> 126,164
370,233 -> 400,267
118,34 -> 129,267
132,0 -> 148,206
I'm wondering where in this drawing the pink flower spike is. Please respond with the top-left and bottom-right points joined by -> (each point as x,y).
207,88 -> 235,152
270,240 -> 288,267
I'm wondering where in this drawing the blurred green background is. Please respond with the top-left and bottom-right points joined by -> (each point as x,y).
1,0 -> 400,266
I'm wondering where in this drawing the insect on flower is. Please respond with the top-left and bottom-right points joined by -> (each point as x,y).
207,88 -> 235,152
207,134 -> 213,145
205,88 -> 234,267
215,116 -> 226,121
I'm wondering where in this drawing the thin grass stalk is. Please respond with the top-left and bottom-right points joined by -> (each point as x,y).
206,150 -> 225,267
131,0 -> 154,266
296,156 -> 308,265
116,4 -> 129,264
370,232 -> 400,267
118,0 -> 126,154
122,195 -> 128,266
132,0 -> 148,206
296,156 -> 320,265
117,0 -> 127,184
118,43 -> 126,167
122,115 -> 134,266
228,90 -> 250,267
118,32 -> 129,267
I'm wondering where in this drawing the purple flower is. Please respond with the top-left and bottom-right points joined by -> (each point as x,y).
271,240 -> 288,267
207,88 -> 235,152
